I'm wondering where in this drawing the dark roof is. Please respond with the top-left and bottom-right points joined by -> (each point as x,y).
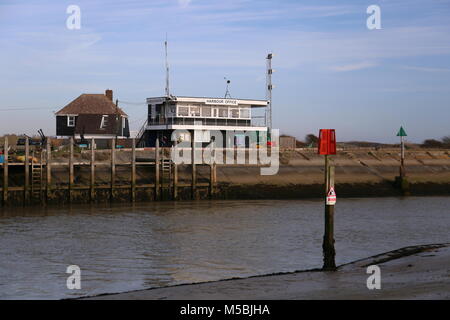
56,94 -> 127,116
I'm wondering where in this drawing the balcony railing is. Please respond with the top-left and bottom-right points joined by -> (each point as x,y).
147,117 -> 265,127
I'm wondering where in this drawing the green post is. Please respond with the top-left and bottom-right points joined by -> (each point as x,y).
397,126 -> 407,178
396,126 -> 409,194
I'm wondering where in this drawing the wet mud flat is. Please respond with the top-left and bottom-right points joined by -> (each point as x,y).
82,243 -> 450,300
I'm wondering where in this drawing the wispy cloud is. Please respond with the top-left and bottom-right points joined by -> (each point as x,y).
330,61 -> 377,72
178,0 -> 192,8
1,0 -> 450,141
401,65 -> 450,72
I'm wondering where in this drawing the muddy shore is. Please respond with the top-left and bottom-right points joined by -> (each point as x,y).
81,243 -> 450,300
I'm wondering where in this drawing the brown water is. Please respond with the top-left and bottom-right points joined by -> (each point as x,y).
0,197 -> 449,299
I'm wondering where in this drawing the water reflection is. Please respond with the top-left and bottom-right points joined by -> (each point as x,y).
0,197 -> 449,299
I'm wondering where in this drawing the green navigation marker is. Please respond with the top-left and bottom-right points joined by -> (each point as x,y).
396,126 -> 407,137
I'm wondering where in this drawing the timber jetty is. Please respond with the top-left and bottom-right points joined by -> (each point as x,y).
1,136 -> 450,207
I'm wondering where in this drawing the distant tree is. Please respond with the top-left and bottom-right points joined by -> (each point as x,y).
441,136 -> 450,148
305,134 -> 319,147
422,139 -> 443,148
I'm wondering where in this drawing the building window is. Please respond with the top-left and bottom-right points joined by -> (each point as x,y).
148,105 -> 153,119
230,108 -> 239,118
178,132 -> 191,142
178,106 -> 189,117
190,106 -> 200,117
67,116 -> 76,127
201,107 -> 212,117
100,115 -> 109,129
240,108 -> 250,119
218,107 -> 228,118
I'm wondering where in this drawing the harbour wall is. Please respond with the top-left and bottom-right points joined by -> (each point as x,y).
1,148 -> 449,206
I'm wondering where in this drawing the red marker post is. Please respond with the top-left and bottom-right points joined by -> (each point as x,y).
318,129 -> 337,270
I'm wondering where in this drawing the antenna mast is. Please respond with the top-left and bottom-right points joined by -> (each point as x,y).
165,35 -> 170,97
266,53 -> 273,131
224,77 -> 232,99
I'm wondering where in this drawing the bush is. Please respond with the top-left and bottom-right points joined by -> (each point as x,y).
421,139 -> 443,148
305,134 -> 318,147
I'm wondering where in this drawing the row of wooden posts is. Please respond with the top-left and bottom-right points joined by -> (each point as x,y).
1,136 -> 218,206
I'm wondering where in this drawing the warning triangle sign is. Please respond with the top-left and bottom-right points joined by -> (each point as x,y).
328,187 -> 336,196
326,187 -> 336,205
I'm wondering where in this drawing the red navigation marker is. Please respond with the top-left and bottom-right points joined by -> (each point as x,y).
318,129 -> 336,155
326,187 -> 336,205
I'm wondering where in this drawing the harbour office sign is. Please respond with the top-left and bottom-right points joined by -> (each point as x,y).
204,98 -> 238,106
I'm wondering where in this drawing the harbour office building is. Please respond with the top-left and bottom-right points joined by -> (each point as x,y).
139,96 -> 269,147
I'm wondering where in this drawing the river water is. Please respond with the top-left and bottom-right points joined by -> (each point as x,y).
0,197 -> 449,299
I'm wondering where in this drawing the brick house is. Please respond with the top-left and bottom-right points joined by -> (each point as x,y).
55,89 -> 130,145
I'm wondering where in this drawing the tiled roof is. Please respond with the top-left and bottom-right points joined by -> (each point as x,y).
56,94 -> 127,116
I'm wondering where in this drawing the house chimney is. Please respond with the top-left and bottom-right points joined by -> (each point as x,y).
105,89 -> 113,101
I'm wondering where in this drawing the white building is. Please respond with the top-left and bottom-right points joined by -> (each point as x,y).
138,96 -> 269,147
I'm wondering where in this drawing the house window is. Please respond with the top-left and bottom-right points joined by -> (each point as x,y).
67,116 -> 76,127
100,115 -> 109,129
122,117 -> 126,136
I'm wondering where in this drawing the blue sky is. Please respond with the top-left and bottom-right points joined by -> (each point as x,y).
1,0 -> 449,142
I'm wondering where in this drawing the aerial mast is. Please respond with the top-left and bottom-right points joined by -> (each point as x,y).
224,77 -> 232,99
266,53 -> 273,132
165,35 -> 170,97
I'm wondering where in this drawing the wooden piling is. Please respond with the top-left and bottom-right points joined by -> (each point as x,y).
2,136 -> 8,205
209,142 -> 215,198
160,146 -> 164,199
400,135 -> 405,178
191,135 -> 197,200
90,138 -> 95,202
69,137 -> 74,203
46,140 -> 51,203
169,146 -> 173,198
173,161 -> 178,200
214,162 -> 217,186
131,138 -> 136,203
111,138 -> 116,201
39,151 -> 43,203
155,138 -> 160,200
322,155 -> 336,271
24,137 -> 29,204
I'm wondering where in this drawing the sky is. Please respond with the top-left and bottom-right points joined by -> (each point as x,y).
0,0 -> 449,143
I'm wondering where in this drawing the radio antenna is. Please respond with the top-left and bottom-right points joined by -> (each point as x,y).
224,77 -> 231,98
266,53 -> 273,131
165,34 -> 170,97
